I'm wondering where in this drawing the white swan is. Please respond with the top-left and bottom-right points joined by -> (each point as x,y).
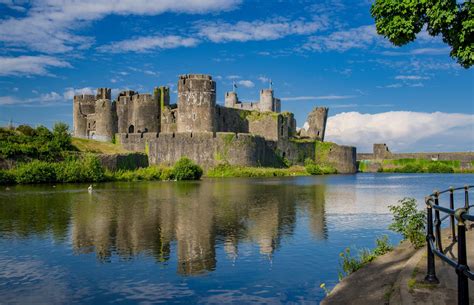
88,185 -> 93,192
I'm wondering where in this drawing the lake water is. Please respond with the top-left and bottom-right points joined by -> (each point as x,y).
0,173 -> 472,304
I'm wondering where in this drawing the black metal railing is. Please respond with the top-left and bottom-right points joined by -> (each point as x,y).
425,185 -> 473,305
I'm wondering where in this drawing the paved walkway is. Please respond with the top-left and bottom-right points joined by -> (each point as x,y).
322,226 -> 473,305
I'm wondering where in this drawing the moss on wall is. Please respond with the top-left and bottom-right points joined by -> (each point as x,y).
247,111 -> 279,122
314,141 -> 335,165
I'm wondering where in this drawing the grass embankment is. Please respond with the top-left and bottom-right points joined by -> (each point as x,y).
377,158 -> 473,173
0,124 -> 203,185
206,164 -> 308,178
0,156 -> 203,185
71,137 -> 128,154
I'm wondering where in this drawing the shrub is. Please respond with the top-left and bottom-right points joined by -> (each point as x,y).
373,235 -> 393,256
81,155 -> 105,182
304,158 -> 337,175
172,157 -> 203,180
15,160 -> 57,184
339,235 -> 393,279
16,125 -> 36,136
0,170 -> 15,184
388,198 -> 426,248
427,162 -> 454,173
55,158 -> 85,182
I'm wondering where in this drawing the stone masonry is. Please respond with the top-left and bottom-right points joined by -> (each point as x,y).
73,74 -> 358,173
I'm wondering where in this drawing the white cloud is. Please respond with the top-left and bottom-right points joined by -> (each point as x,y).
325,111 -> 474,152
303,25 -> 378,52
381,47 -> 450,56
237,80 -> 254,88
0,56 -> 71,77
98,35 -> 199,53
196,17 -> 327,43
226,75 -> 241,80
0,96 -> 21,105
0,0 -> 241,53
281,95 -> 356,101
395,75 -> 430,80
63,87 -> 95,100
258,76 -> 270,83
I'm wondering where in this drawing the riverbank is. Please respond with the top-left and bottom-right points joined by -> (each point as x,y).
358,159 -> 474,174
323,227 -> 474,305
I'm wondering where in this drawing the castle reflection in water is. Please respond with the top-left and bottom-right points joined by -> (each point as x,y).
0,180 -> 328,276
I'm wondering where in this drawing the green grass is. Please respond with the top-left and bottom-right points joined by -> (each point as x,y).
205,163 -> 309,178
72,137 -> 129,154
338,235 -> 393,280
379,158 -> 472,173
0,157 -> 203,185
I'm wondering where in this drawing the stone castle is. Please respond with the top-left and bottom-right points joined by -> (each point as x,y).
73,74 -> 356,173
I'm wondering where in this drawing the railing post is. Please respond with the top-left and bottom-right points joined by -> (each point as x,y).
425,196 -> 439,284
434,191 -> 443,251
464,185 -> 470,210
454,208 -> 469,305
450,187 -> 457,242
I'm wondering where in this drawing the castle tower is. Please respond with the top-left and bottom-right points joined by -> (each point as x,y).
273,97 -> 281,113
131,94 -> 160,133
155,86 -> 170,110
303,107 -> 329,141
177,74 -> 216,133
73,94 -> 96,138
259,89 -> 274,112
225,91 -> 238,108
94,99 -> 117,142
96,88 -> 111,100
116,90 -> 136,133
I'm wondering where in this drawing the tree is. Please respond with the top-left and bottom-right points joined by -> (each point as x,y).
371,0 -> 473,68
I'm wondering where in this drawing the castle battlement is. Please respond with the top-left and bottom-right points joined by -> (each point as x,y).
71,73 -> 343,169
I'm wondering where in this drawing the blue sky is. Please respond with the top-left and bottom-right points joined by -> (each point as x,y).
0,0 -> 473,152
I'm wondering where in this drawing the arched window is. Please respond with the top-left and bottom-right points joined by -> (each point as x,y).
128,125 -> 134,133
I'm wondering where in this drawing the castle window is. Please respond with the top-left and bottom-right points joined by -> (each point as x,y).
128,125 -> 134,133
280,124 -> 284,136
317,131 -> 320,136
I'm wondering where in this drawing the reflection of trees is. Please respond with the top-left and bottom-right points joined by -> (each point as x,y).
1,179 -> 328,275
0,186 -> 72,242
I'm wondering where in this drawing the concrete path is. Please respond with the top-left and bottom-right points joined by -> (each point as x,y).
322,226 -> 473,305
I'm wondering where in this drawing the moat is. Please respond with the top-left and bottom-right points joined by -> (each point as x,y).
1,173 -> 473,304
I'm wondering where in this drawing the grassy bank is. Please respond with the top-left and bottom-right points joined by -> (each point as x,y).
205,164 -> 309,178
71,137 -> 128,154
0,156 -> 203,185
359,158 -> 474,173
205,161 -> 337,178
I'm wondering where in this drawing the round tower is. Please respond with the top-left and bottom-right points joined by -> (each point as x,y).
177,74 -> 216,133
73,94 -> 95,138
94,99 -> 117,142
259,89 -> 274,112
132,93 -> 160,133
225,91 -> 238,108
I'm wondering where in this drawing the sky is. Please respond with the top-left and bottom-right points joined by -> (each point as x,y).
0,0 -> 473,152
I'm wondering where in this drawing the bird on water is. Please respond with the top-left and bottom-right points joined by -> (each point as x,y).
88,185 -> 93,193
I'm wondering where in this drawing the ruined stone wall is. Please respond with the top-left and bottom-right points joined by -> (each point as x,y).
357,144 -> 474,164
177,74 -> 216,133
215,106 -> 249,133
116,132 -> 158,153
73,94 -> 96,138
247,112 -> 294,142
97,153 -> 148,171
300,107 -> 328,141
161,107 -> 178,133
315,142 -> 357,174
118,132 -> 283,168
277,140 -> 315,165
326,145 -> 357,174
